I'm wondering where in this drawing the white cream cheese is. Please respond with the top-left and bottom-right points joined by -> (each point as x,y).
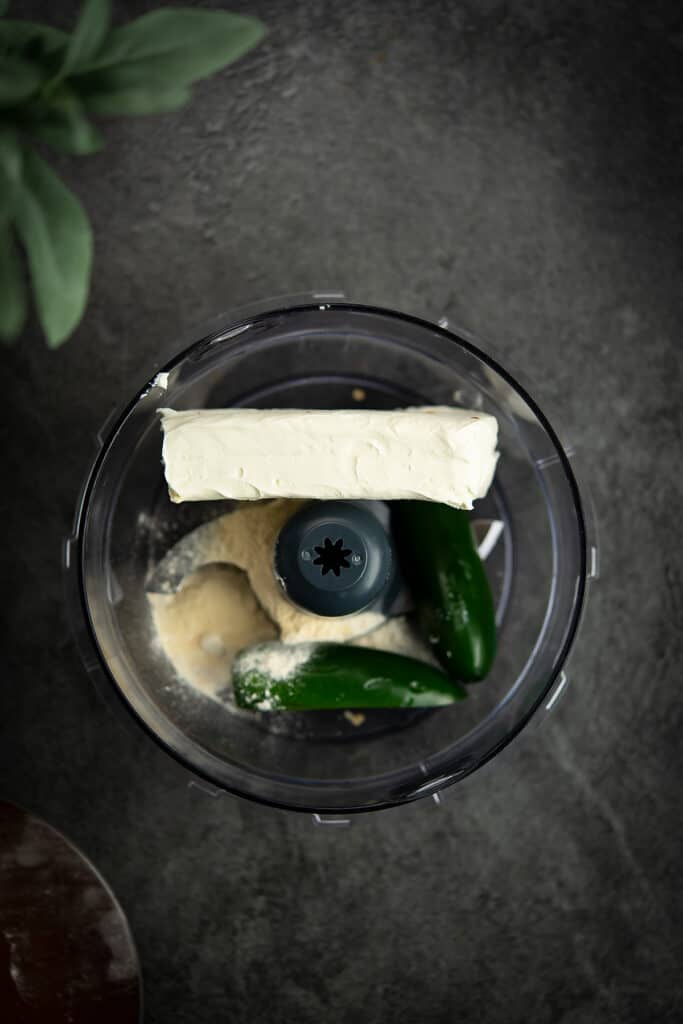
159,406 -> 499,509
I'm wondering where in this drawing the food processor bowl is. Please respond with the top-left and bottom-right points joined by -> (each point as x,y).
65,300 -> 594,813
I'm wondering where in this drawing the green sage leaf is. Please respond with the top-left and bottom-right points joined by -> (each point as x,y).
30,108 -> 104,154
76,9 -> 265,85
58,0 -> 111,80
13,148 -> 92,347
0,20 -> 68,58
83,84 -> 190,116
0,54 -> 44,106
0,222 -> 27,343
0,126 -> 22,223
26,82 -> 105,154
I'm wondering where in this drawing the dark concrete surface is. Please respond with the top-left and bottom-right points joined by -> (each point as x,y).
2,1 -> 683,1021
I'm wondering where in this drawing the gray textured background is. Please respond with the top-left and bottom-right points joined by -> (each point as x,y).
2,1 -> 683,1021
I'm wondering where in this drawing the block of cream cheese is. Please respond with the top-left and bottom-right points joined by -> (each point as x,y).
159,406 -> 499,509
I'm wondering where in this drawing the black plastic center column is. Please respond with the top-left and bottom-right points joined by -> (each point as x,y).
274,500 -> 397,617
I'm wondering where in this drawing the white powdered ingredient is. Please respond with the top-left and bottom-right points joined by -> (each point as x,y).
236,641 -> 317,681
231,642 -> 321,710
149,563 -> 276,696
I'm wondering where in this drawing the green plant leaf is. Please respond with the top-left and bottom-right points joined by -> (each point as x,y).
0,20 -> 68,57
83,84 -> 190,116
30,108 -> 104,154
0,223 -> 27,343
0,126 -> 22,223
76,9 -> 265,85
0,54 -> 45,106
13,148 -> 92,347
25,82 -> 105,154
58,0 -> 111,80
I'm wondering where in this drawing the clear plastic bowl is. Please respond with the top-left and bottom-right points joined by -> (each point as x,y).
66,300 -> 592,813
